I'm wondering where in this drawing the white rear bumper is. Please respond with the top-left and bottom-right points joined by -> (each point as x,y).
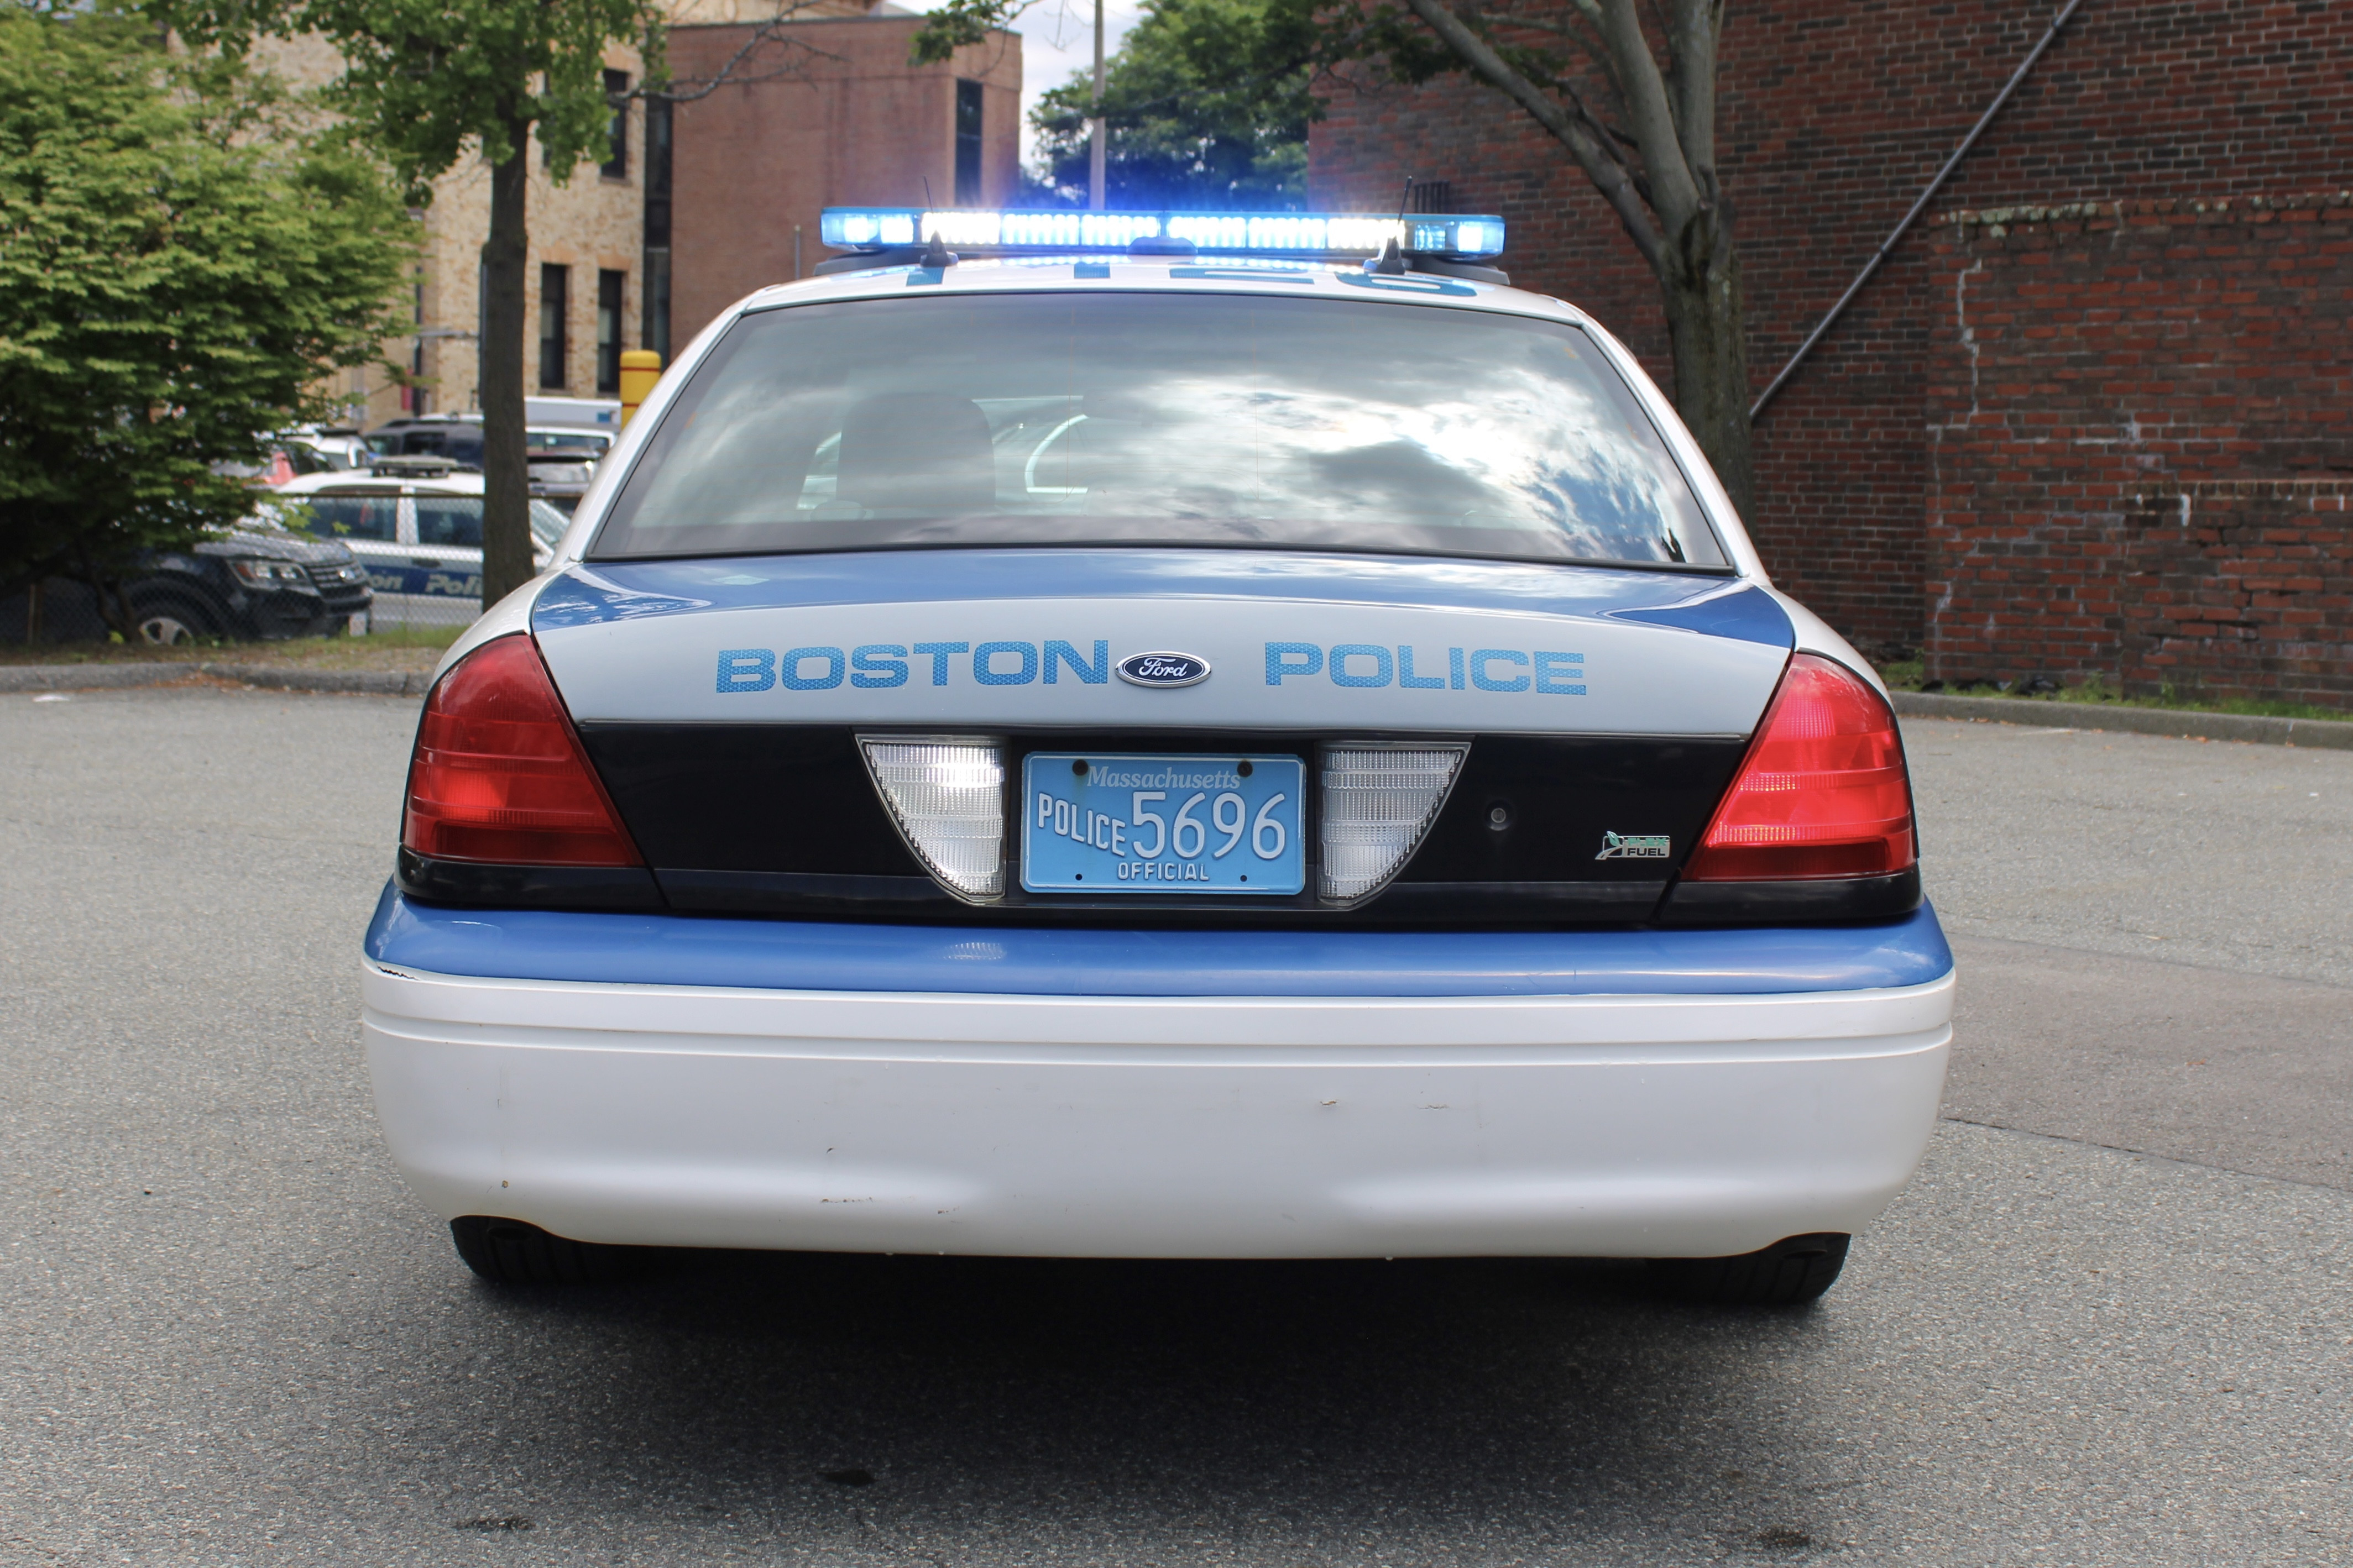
363,962 -> 1952,1260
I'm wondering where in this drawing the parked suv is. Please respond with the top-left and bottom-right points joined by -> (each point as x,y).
117,525 -> 372,644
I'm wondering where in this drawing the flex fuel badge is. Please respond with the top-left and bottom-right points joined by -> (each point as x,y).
1596,832 -> 1671,860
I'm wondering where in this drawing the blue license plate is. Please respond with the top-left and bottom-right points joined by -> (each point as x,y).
1021,753 -> 1305,895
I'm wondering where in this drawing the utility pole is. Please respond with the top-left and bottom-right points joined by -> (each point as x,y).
1089,0 -> 1105,209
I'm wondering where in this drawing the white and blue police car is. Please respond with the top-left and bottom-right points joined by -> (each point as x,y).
364,208 -> 1951,1304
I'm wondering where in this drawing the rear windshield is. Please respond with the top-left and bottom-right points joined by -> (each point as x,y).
589,291 -> 1727,569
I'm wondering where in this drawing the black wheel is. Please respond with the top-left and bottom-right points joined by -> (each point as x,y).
130,591 -> 217,646
1648,1233 -> 1850,1306
448,1216 -> 646,1286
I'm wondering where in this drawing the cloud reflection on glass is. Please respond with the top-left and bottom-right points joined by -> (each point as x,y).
597,292 -> 1725,571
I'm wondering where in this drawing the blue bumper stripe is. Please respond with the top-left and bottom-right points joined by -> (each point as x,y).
365,887 -> 1952,998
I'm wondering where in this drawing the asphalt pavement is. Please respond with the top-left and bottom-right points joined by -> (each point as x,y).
2,690 -> 2348,1565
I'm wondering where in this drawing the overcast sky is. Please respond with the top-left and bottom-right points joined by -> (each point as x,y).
908,0 -> 1140,170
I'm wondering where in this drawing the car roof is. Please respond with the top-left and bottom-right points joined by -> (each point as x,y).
269,471 -> 485,496
363,417 -> 610,440
728,256 -> 1586,327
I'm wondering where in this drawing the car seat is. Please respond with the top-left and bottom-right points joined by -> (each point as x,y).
836,393 -> 996,515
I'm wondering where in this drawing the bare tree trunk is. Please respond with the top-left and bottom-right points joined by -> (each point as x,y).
1656,209 -> 1757,524
478,123 -> 534,610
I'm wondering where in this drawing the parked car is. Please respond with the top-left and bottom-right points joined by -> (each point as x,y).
212,426 -> 368,487
280,426 -> 369,474
361,415 -> 611,515
269,465 -> 571,628
368,208 -> 1948,1307
105,523 -> 373,644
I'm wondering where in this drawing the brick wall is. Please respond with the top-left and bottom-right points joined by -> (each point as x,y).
1920,197 -> 2353,706
667,18 -> 1023,348
1309,0 -> 2353,658
2119,481 -> 2353,709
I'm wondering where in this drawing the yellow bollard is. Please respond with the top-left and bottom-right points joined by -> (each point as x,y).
618,349 -> 664,427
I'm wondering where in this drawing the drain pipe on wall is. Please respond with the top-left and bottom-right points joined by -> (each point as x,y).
1749,0 -> 2090,422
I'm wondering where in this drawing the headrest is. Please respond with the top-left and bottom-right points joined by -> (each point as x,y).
836,393 -> 996,514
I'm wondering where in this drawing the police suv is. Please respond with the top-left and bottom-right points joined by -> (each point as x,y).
365,209 -> 1952,1305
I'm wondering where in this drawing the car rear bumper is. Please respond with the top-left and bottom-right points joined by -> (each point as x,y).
362,898 -> 1955,1260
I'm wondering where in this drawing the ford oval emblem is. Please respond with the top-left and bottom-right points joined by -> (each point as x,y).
1117,651 -> 1211,689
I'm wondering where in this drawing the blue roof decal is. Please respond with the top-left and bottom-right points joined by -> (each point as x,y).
534,550 -> 1749,633
367,885 -> 1951,999
1607,584 -> 1793,647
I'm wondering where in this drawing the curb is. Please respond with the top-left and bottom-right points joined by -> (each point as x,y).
0,662 -> 431,696
1890,690 -> 2353,750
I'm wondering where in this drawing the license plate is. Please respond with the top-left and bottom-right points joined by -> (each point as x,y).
348,611 -> 370,636
1021,753 -> 1305,895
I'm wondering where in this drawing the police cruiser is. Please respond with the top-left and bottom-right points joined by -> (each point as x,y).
364,208 -> 1951,1305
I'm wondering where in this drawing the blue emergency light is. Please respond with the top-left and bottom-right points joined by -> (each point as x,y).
819,207 -> 1507,261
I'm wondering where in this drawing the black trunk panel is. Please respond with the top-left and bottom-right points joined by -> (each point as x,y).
1398,735 -> 1745,885
579,723 -> 920,877
574,724 -> 1748,926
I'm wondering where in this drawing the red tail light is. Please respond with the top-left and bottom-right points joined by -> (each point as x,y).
402,634 -> 641,866
1682,654 -> 1916,882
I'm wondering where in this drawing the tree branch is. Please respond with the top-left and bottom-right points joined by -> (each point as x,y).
1400,0 -> 1661,268
1481,2 -> 1634,151
637,2 -> 840,102
1595,0 -> 1698,228
1666,0 -> 1719,197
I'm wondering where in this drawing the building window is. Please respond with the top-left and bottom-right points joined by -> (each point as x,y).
955,79 -> 984,206
602,69 -> 630,179
642,94 -> 672,360
538,264 -> 568,390
596,270 -> 625,393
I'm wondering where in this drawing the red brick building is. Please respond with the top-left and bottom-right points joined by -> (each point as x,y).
658,4 -> 1023,353
1310,1 -> 2352,706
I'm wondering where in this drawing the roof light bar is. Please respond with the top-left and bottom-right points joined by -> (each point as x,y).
819,208 -> 1507,260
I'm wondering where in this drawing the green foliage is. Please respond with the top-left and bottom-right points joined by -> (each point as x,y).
0,7 -> 412,616
157,0 -> 665,193
1029,0 -> 1319,209
912,0 -> 1319,209
907,0 -> 1007,69
156,0 -> 667,609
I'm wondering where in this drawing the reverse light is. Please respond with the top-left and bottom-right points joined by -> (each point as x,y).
819,207 -> 1508,260
1682,654 -> 1916,882
859,737 -> 1006,901
1319,744 -> 1468,903
402,635 -> 641,866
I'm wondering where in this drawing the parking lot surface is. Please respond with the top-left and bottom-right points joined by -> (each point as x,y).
2,691 -> 2348,1565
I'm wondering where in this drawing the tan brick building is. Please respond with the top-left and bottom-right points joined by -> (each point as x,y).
277,2 -> 1020,430
663,5 -> 1023,349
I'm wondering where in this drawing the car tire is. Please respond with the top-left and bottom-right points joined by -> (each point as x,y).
1648,1233 -> 1850,1306
448,1216 -> 647,1286
132,592 -> 217,646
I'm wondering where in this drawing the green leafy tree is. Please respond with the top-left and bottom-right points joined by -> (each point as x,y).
159,0 -> 667,609
1025,0 -> 1316,208
0,6 -> 411,636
